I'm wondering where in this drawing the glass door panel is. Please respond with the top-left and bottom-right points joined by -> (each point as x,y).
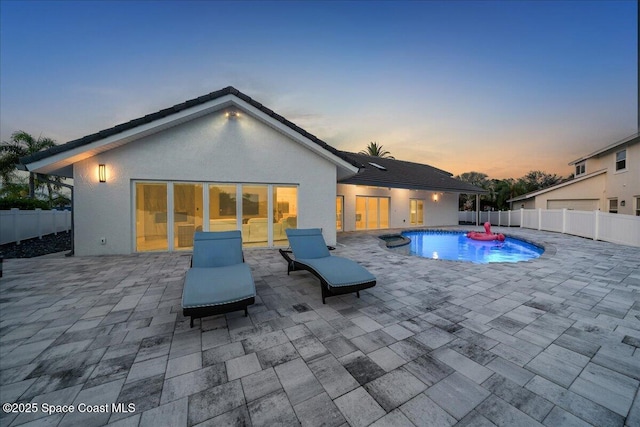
336,196 -> 344,231
173,183 -> 203,250
209,184 -> 238,232
242,185 -> 268,246
379,197 -> 389,228
355,196 -> 366,230
356,196 -> 389,230
273,186 -> 297,246
135,183 -> 168,252
367,198 -> 378,229
410,199 -> 424,225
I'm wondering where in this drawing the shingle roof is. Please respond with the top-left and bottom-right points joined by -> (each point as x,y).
338,152 -> 487,194
19,86 -> 485,194
20,86 -> 362,169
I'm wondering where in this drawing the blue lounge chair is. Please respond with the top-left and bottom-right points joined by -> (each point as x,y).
182,231 -> 256,327
280,228 -> 376,303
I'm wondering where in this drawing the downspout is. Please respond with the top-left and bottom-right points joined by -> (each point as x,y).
35,174 -> 74,256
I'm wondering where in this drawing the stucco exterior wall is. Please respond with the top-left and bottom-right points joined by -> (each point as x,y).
533,173 -> 607,211
74,110 -> 338,255
603,142 -> 639,215
548,141 -> 639,214
336,184 -> 459,231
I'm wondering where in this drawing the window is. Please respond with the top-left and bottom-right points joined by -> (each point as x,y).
635,197 -> 640,216
368,162 -> 387,171
615,149 -> 626,171
410,199 -> 424,225
355,196 -> 389,230
609,199 -> 618,214
575,162 -> 586,177
336,196 -> 344,231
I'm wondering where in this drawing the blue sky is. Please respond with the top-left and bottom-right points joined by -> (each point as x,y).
1,0 -> 636,179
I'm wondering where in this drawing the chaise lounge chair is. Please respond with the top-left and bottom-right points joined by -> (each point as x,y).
279,228 -> 376,303
182,231 -> 256,327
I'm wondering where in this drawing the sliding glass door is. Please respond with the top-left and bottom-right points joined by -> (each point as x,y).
410,199 -> 424,225
355,196 -> 389,230
135,181 -> 297,251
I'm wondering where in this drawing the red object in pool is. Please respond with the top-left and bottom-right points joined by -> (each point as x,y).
467,222 -> 505,242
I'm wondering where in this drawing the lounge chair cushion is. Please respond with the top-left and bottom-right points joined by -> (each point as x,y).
192,230 -> 244,268
182,265 -> 255,309
295,256 -> 376,288
285,228 -> 330,259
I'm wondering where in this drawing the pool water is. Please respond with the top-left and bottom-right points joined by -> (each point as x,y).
401,230 -> 544,264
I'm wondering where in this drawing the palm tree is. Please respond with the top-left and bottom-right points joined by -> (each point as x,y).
0,130 -> 57,198
359,142 -> 395,159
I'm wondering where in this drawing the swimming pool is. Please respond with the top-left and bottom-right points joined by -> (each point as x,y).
400,230 -> 544,264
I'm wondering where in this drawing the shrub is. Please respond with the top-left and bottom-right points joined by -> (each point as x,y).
0,197 -> 50,210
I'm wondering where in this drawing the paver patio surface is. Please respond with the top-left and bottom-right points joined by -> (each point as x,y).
1,227 -> 639,426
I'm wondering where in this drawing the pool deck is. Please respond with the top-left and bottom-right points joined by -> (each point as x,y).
1,226 -> 639,426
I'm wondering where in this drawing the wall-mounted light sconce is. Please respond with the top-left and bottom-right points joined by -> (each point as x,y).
225,110 -> 239,119
620,200 -> 626,207
98,164 -> 107,183
432,193 -> 439,202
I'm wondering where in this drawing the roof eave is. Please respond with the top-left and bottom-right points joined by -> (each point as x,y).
339,179 -> 487,194
21,89 -> 360,177
506,168 -> 607,202
569,132 -> 640,165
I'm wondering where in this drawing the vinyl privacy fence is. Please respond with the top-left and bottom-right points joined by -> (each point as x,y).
459,209 -> 640,247
0,208 -> 71,245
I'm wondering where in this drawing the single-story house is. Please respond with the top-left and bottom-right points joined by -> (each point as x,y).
20,86 -> 485,256
508,132 -> 639,215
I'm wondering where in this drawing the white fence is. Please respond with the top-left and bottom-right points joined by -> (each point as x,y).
459,209 -> 640,247
0,208 -> 71,245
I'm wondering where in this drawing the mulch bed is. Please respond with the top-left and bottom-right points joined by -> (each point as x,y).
0,232 -> 72,259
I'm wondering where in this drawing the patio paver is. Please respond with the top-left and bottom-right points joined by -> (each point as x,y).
1,226 -> 639,426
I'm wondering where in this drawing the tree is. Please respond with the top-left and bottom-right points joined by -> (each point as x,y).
455,172 -> 490,210
359,142 -> 394,159
491,178 -> 526,210
0,130 -> 57,199
520,170 -> 562,193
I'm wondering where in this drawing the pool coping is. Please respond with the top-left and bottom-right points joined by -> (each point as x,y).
377,227 -> 556,264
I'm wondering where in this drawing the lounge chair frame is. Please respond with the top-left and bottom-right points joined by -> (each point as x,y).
183,298 -> 253,328
279,248 -> 376,304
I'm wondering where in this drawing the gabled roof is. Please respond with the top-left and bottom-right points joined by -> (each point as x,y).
19,86 -> 361,177
569,132 -> 639,165
507,168 -> 607,203
338,152 -> 487,194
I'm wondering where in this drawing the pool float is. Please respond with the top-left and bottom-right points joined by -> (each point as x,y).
467,222 -> 505,242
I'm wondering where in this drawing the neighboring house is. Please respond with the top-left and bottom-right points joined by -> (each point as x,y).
508,132 -> 640,215
20,87 -> 485,256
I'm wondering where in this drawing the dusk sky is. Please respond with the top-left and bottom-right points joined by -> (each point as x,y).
1,1 -> 637,179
